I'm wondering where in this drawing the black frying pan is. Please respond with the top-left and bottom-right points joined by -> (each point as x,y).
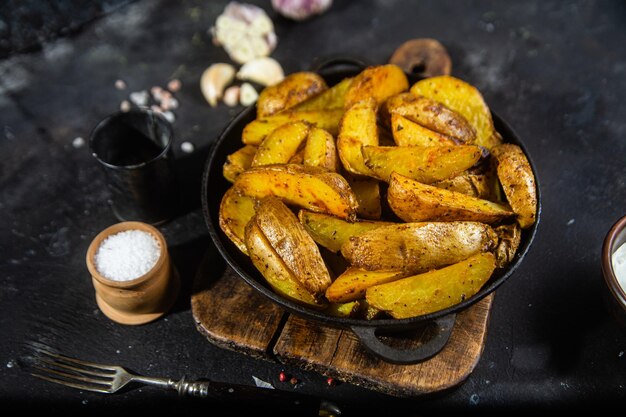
201,58 -> 541,364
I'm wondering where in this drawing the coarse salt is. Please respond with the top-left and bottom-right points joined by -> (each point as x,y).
612,241 -> 626,293
95,230 -> 161,281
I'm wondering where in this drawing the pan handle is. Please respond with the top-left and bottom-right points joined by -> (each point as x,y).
350,314 -> 456,364
309,55 -> 370,73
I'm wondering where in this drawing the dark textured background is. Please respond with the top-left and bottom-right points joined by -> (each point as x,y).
1,0 -> 626,415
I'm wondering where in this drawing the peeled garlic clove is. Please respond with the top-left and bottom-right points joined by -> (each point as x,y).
236,57 -> 284,87
200,63 -> 236,107
223,85 -> 240,107
240,83 -> 259,106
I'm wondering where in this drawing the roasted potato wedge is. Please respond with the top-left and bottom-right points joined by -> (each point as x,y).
490,144 -> 538,228
362,145 -> 482,183
494,223 -> 522,268
251,122 -> 310,167
245,220 -> 325,308
384,93 -> 476,143
325,267 -> 408,303
337,97 -> 378,176
431,172 -> 496,200
341,221 -> 497,273
256,72 -> 328,118
223,145 -> 257,183
219,186 -> 259,254
234,164 -> 359,220
298,210 -> 392,253
294,77 -> 353,111
242,109 -> 343,145
344,64 -> 409,109
391,113 -> 457,147
303,127 -> 339,171
410,75 -> 501,149
253,197 -> 332,298
344,174 -> 381,219
366,252 -> 496,319
387,172 -> 514,223
325,300 -> 361,318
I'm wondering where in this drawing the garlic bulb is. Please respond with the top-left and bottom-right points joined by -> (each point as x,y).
271,0 -> 333,21
211,2 -> 278,64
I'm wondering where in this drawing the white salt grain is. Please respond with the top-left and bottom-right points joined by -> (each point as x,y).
72,137 -> 85,148
180,141 -> 195,153
95,230 -> 161,281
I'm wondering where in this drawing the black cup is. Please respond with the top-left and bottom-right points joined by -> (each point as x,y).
89,109 -> 178,225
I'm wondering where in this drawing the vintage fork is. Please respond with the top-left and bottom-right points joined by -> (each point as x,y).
27,343 -> 335,413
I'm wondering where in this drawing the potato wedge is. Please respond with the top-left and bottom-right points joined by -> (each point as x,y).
391,113 -> 457,147
326,267 -> 408,303
253,197 -> 332,298
362,145 -> 482,183
234,164 -> 359,220
490,143 -> 538,228
387,172 -> 514,223
245,221 -> 325,307
494,223 -> 522,268
410,75 -> 501,149
337,97 -> 378,175
325,300 -> 361,318
298,210 -> 392,253
344,174 -> 381,219
256,72 -> 328,118
219,186 -> 259,254
366,252 -> 496,319
251,122 -> 310,167
341,221 -> 497,273
431,172 -> 496,199
303,127 -> 339,171
242,109 -> 343,145
223,145 -> 257,183
384,93 -> 476,143
344,64 -> 409,109
294,77 -> 353,111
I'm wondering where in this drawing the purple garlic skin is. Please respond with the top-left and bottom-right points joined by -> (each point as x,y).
272,0 -> 333,21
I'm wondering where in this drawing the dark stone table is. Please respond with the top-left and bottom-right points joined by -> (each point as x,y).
2,0 -> 625,414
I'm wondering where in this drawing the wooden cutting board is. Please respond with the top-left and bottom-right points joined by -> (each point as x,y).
191,252 -> 493,397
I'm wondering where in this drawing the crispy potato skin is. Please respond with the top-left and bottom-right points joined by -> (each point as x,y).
219,186 -> 258,254
387,172 -> 514,223
362,145 -> 482,183
344,174 -> 381,219
366,252 -> 496,319
294,77 -> 353,111
242,109 -> 343,145
410,75 -> 501,149
341,221 -> 497,273
223,145 -> 257,183
384,93 -> 476,143
325,267 -> 408,303
494,223 -> 522,268
256,72 -> 328,118
337,97 -> 378,176
245,221 -> 325,307
298,210 -> 391,253
251,122 -> 310,167
431,172 -> 496,200
254,197 -> 332,297
344,64 -> 409,109
391,113 -> 457,147
491,143 -> 537,228
234,164 -> 359,220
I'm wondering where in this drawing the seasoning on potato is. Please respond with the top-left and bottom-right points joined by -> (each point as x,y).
219,63 -> 537,320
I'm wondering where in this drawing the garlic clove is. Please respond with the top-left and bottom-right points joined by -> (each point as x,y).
236,57 -> 285,87
200,63 -> 236,107
240,83 -> 259,106
223,85 -> 241,107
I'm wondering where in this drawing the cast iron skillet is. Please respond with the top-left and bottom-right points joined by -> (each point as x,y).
201,58 -> 541,364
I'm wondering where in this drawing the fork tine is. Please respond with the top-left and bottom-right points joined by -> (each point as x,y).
34,347 -> 117,372
32,364 -> 112,387
36,358 -> 114,380
31,371 -> 112,394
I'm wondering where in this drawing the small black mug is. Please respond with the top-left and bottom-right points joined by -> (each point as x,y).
89,109 -> 178,225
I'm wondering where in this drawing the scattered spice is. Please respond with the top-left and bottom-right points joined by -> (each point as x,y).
278,371 -> 288,382
326,377 -> 336,386
115,79 -> 127,90
289,377 -> 299,385
167,79 -> 182,92
94,230 -> 161,281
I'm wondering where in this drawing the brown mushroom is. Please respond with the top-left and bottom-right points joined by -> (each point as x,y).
389,38 -> 452,78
